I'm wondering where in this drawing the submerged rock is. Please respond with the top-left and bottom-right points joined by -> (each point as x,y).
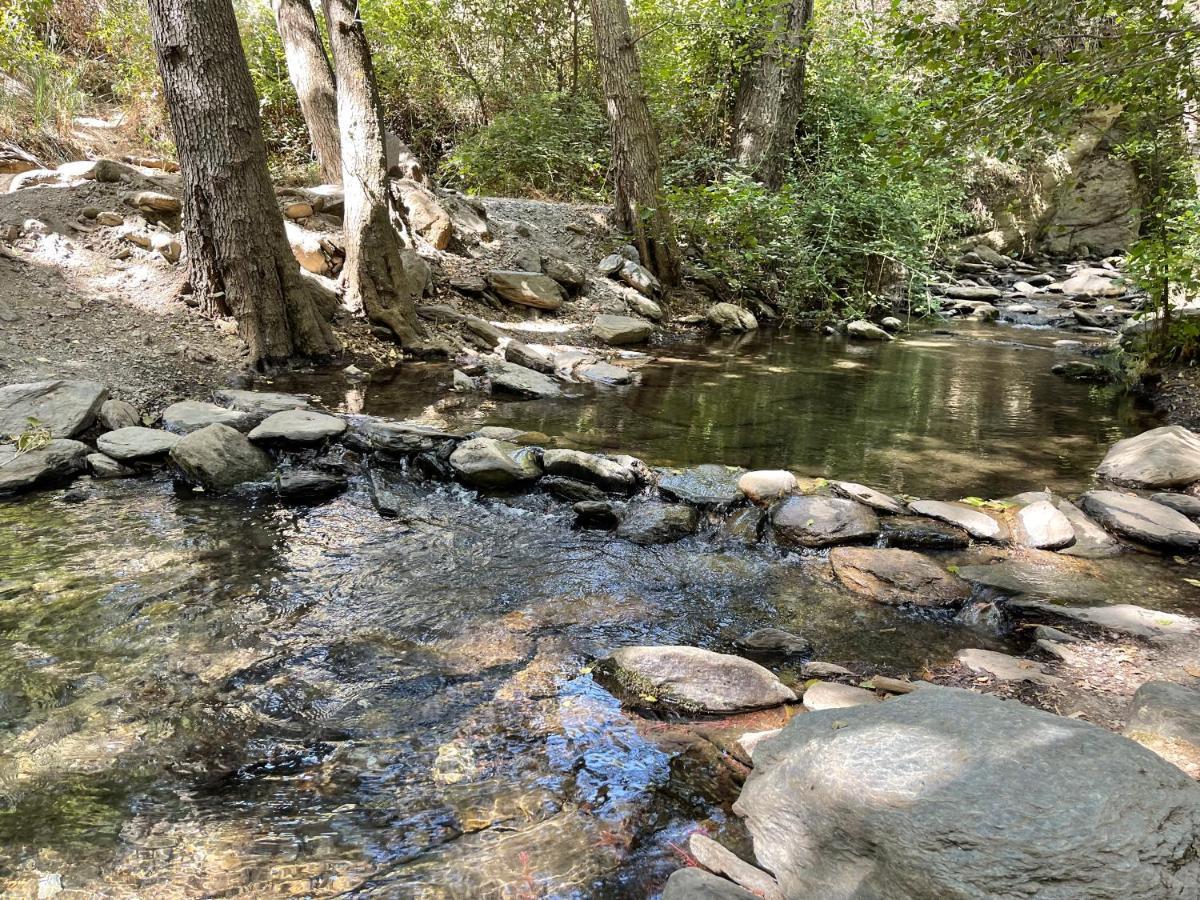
733,688 -> 1200,900
829,547 -> 972,607
598,645 -> 796,713
1096,425 -> 1200,488
573,499 -> 621,529
734,627 -> 812,658
541,475 -> 607,502
1080,490 -> 1200,551
908,499 -> 1008,541
276,471 -> 347,504
770,495 -> 879,548
449,437 -> 542,488
577,361 -> 634,385
658,464 -> 744,507
97,426 -> 179,461
616,502 -> 699,545
169,423 -> 273,492
1052,360 -> 1111,382
0,439 -> 88,493
878,515 -> 970,550
0,380 -> 107,439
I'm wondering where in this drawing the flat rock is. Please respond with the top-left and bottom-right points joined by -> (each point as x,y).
1053,498 -> 1122,558
733,689 -> 1200,899
1060,267 -> 1125,297
161,400 -> 254,434
878,515 -> 970,550
489,362 -> 563,400
956,648 -> 1061,685
687,834 -> 784,900
658,464 -> 744,507
0,380 -> 107,438
248,409 -> 347,444
1013,499 -> 1076,550
829,547 -> 972,607
1080,490 -> 1200,551
504,341 -> 555,374
169,423 -> 273,492
487,270 -> 565,310
803,680 -> 879,710
831,481 -> 904,514
616,502 -> 699,545
0,439 -> 88,492
98,398 -> 140,431
541,475 -> 607,502
1096,425 -> 1200,488
1009,598 -> 1199,643
1149,491 -> 1200,518
542,448 -> 636,494
846,320 -> 893,341
662,867 -> 757,900
734,627 -> 812,657
577,361 -> 633,385
592,314 -> 654,345
908,499 -> 1008,541
939,284 -> 1003,301
359,419 -> 459,455
96,426 -> 180,461
214,389 -> 310,419
598,645 -> 796,713
449,437 -> 542,488
771,495 -> 879,548
1123,681 -> 1200,776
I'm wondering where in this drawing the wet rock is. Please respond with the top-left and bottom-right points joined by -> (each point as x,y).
1123,681 -> 1200,776
829,546 -> 972,607
1052,360 -> 1111,382
96,426 -> 180,461
880,316 -> 904,332
1060,268 -> 1125,297
770,495 -> 879,548
687,834 -> 784,900
1008,598 -> 1199,643
452,369 -> 476,392
618,260 -> 660,296
542,448 -> 636,494
248,409 -> 347,445
504,341 -> 555,374
592,314 -> 654,345
161,400 -> 254,434
878,515 -> 970,550
578,361 -> 634,385
735,627 -> 812,657
662,867 -> 758,900
1096,425 -> 1200,488
939,284 -> 1003,301
598,645 -> 796,713
737,470 -> 797,504
489,362 -> 563,400
573,500 -> 620,529
707,302 -> 758,332
830,480 -> 903,514
449,437 -> 542,489
1013,499 -> 1076,550
659,464 -> 744,508
616,501 -> 699,545
542,475 -> 606,502
846,320 -> 894,341
1053,498 -> 1121,558
169,423 -> 273,492
908,499 -> 1008,541
803,680 -> 879,710
0,439 -> 88,493
214,389 -> 309,420
487,271 -> 565,310
956,648 -> 1061,685
0,380 -> 108,439
1006,302 -> 1039,314
1148,491 -> 1200,518
86,451 -> 132,479
359,419 -> 458,455
734,689 -> 1200,900
1080,490 -> 1200,551
276,471 -> 348,504
97,398 -> 140,431
723,507 -> 764,545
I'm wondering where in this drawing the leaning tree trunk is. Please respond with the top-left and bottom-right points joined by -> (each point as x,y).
147,0 -> 337,365
322,0 -> 421,344
589,0 -> 681,285
272,0 -> 342,183
731,0 -> 814,188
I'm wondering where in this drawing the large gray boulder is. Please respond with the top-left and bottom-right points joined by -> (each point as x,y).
707,303 -> 758,333
1096,425 -> 1200,488
591,314 -> 654,345
0,380 -> 107,438
615,501 -> 699,545
829,547 -> 972,607
97,426 -> 180,461
98,398 -> 140,431
161,400 -> 254,434
0,439 -> 88,492
488,361 -> 563,399
908,499 -> 1008,541
449,437 -> 542,488
846,320 -> 893,342
734,688 -> 1200,900
248,409 -> 346,444
598,645 -> 796,714
771,495 -> 879,548
1080,490 -> 1200,551
487,270 -> 565,310
542,448 -> 637,494
169,423 -> 273,492
1059,267 -> 1126,297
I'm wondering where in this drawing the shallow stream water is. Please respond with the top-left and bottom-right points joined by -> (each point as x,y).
0,321 -> 1187,897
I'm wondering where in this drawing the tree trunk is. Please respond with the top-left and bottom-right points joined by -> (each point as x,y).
271,0 -> 342,183
589,0 -> 681,284
147,0 -> 338,366
731,0 -> 814,188
322,0 -> 422,344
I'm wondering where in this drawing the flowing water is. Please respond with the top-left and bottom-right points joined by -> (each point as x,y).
0,322 -> 1185,897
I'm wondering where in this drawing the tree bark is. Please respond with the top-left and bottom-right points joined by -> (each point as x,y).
731,0 -> 814,188
271,0 -> 342,183
589,0 -> 681,284
147,0 -> 338,366
322,0 -> 422,344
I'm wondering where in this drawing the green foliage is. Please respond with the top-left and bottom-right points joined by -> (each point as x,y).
0,0 -> 86,145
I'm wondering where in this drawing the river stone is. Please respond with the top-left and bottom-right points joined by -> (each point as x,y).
214,389 -> 310,419
597,253 -> 625,276
734,627 -> 813,657
542,449 -> 636,494
169,423 -> 273,492
578,361 -> 634,385
908,499 -> 1008,541
449,437 -> 541,488
707,303 -> 758,332
276,471 -> 348,504
770,495 -> 879,548
1080,490 -> 1200,551
734,689 -> 1200,900
956,648 -> 1061,685
939,284 -> 1003,301
0,380 -> 107,439
360,419 -> 459,455
737,470 -> 797,504
878,515 -> 970,550
161,400 -> 254,434
1053,498 -> 1122,558
489,362 -> 563,399
249,409 -> 347,444
658,464 -> 744,508
1060,267 -> 1125,297
98,398 -> 140,431
829,547 -> 972,607
1149,491 -> 1200,518
616,502 -> 699,545
86,452 -> 132,479
543,254 -> 586,291
625,292 -> 664,321
1014,499 -> 1076,550
1123,681 -> 1200,775
573,500 -> 621,529
618,259 -> 660,296
1008,598 -> 1200,643
1052,360 -> 1110,382
1095,425 -> 1200,488
487,271 -> 565,310
803,680 -> 879,710
723,507 -> 764,546
592,314 -> 654,345
687,835 -> 784,900
0,439 -> 88,492
97,426 -> 180,461
504,341 -> 555,374
662,867 -> 758,900
599,645 -> 796,713
831,480 -> 903,514
541,475 -> 606,502
880,316 -> 903,332
846,320 -> 893,341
